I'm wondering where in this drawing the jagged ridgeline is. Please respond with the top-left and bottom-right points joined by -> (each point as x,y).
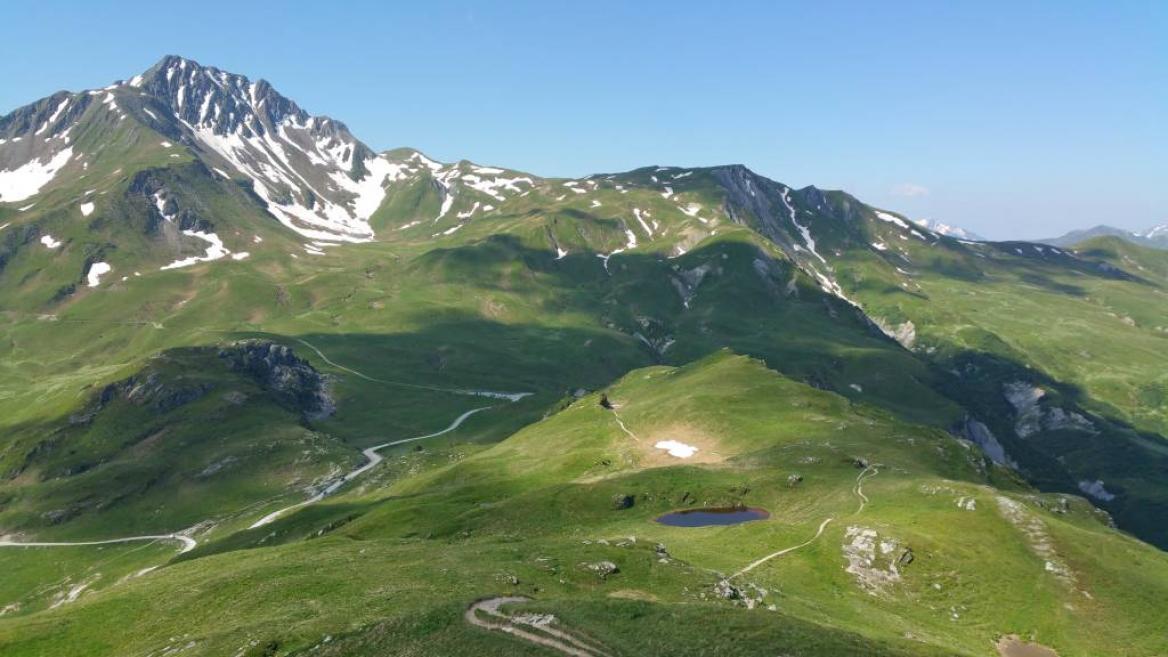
1,56 -> 1167,657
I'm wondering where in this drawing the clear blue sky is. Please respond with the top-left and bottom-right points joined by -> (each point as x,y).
1,1 -> 1164,239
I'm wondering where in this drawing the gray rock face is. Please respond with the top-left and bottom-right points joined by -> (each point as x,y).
95,372 -> 213,415
1003,382 -> 1046,437
958,418 -> 1017,468
218,340 -> 335,420
133,56 -> 380,241
1078,479 -> 1117,502
874,318 -> 916,349
1002,381 -> 1095,438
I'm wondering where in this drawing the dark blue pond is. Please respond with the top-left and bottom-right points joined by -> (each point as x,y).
654,507 -> 770,527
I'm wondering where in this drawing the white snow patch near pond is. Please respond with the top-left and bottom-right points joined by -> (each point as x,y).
654,440 -> 698,458
40,235 -> 62,249
80,202 -> 95,216
85,262 -> 111,287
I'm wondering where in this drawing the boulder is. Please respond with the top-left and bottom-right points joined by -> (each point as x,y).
611,494 -> 635,510
579,561 -> 620,579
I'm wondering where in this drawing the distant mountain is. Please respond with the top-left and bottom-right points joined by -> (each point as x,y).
910,217 -> 983,241
1136,223 -> 1168,245
1040,224 -> 1168,250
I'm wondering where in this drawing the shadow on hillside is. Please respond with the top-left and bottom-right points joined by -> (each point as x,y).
931,345 -> 1168,549
5,234 -> 1167,558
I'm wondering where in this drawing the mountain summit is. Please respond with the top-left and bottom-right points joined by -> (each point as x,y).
124,55 -> 394,242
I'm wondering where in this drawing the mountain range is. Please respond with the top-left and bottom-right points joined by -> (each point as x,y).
1039,224 -> 1168,250
1,56 -> 1167,657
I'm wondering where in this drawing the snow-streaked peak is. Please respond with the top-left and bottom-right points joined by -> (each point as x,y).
136,55 -> 399,242
912,217 -> 984,241
0,89 -> 88,203
1137,223 -> 1168,240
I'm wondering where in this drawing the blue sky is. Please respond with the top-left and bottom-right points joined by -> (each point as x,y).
1,1 -> 1163,239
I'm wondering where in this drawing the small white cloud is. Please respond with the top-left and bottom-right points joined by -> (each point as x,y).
891,183 -> 930,198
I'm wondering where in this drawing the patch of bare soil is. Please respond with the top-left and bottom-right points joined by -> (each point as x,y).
996,635 -> 1059,657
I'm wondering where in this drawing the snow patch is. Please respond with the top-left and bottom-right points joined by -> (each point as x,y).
85,262 -> 111,287
784,187 -> 825,263
0,147 -> 75,203
160,231 -> 231,270
633,208 -> 653,237
654,440 -> 698,458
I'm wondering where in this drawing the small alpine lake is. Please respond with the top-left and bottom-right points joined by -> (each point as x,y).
654,507 -> 770,527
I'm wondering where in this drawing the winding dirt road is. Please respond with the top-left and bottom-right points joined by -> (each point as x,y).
466,596 -> 613,657
296,338 -> 531,402
0,533 -> 197,554
248,406 -> 492,528
251,339 -> 534,523
2,341 -> 530,553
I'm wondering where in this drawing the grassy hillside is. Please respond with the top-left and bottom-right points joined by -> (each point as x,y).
3,58 -> 1167,656
2,354 -> 1165,656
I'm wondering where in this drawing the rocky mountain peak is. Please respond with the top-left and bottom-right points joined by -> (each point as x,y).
127,55 -> 393,243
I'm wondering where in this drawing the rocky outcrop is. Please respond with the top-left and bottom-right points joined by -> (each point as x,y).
610,494 -> 635,510
578,560 -> 619,579
1078,479 -> 1117,502
874,318 -> 916,349
956,417 -> 1017,468
218,340 -> 335,421
1003,382 -> 1045,437
1003,382 -> 1095,438
842,526 -> 903,595
670,261 -> 716,309
995,496 -> 1077,586
88,371 -> 212,417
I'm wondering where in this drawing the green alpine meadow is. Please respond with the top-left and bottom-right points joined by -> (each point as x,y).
0,53 -> 1166,657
